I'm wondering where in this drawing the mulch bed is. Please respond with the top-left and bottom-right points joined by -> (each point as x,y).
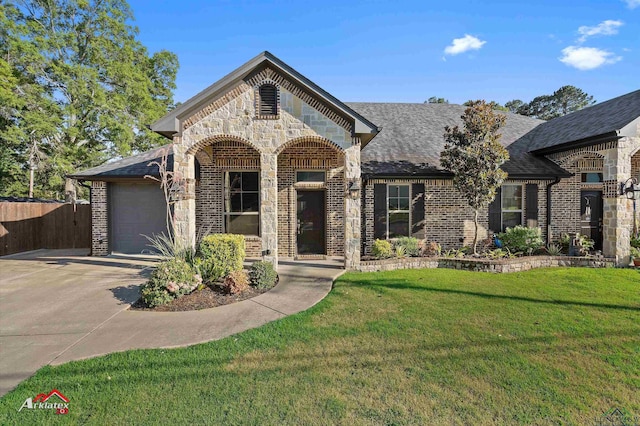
130,284 -> 269,312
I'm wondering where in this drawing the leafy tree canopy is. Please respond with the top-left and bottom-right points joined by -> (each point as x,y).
506,85 -> 595,120
464,100 -> 508,112
426,96 -> 449,104
0,0 -> 179,198
440,100 -> 509,255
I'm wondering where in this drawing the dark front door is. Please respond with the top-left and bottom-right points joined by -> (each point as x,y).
580,190 -> 603,250
296,191 -> 325,255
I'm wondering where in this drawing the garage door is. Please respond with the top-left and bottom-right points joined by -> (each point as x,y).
109,183 -> 168,254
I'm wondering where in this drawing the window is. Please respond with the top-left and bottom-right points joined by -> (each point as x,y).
296,171 -> 325,183
258,84 -> 278,116
387,184 -> 410,238
501,184 -> 523,230
581,172 -> 603,183
224,172 -> 259,235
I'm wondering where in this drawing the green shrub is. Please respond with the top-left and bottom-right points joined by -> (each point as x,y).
223,270 -> 250,295
249,261 -> 278,290
394,245 -> 407,258
497,226 -> 544,255
140,259 -> 201,307
545,243 -> 563,256
631,236 -> 640,249
393,237 -> 420,257
560,233 -> 595,256
199,234 -> 246,282
631,246 -> 640,259
372,239 -> 393,259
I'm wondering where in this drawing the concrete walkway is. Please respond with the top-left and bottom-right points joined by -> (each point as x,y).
0,249 -> 344,397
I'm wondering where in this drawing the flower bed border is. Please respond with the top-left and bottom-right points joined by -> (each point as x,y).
357,256 -> 616,273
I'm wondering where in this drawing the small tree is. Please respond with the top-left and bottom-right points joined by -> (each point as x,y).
440,101 -> 509,255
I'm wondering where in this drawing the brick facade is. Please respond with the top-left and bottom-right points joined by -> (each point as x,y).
90,181 -> 109,256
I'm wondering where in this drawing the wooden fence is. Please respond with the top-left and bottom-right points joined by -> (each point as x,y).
0,202 -> 91,256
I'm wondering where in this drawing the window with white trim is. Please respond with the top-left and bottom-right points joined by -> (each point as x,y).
501,184 -> 523,230
224,172 -> 260,235
388,184 -> 410,238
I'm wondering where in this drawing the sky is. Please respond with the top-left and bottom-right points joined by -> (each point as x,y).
128,0 -> 640,106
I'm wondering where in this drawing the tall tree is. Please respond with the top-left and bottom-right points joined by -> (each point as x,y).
0,0 -> 179,198
464,100 -> 508,112
511,85 -> 595,120
440,101 -> 509,255
426,96 -> 449,104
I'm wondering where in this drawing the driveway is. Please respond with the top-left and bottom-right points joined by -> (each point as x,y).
0,249 -> 342,397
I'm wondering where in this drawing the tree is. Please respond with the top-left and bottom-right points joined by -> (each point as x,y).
511,85 -> 595,120
426,96 -> 449,104
464,100 -> 507,112
440,101 -> 509,255
0,0 -> 179,198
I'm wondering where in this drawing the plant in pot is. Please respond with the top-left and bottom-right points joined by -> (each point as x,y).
631,246 -> 640,267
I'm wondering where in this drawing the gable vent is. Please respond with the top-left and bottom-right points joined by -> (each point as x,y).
259,84 -> 278,116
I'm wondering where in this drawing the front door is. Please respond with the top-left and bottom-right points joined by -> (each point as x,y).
296,191 -> 325,255
580,190 -> 603,250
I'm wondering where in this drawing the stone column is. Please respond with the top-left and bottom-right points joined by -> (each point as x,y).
172,143 -> 196,250
260,152 -> 278,268
344,144 -> 361,270
602,138 -> 635,265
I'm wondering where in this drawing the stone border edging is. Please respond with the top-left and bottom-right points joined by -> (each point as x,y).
357,256 -> 616,273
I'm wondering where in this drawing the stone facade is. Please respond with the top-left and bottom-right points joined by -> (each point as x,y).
172,67 -> 360,269
90,181 -> 109,256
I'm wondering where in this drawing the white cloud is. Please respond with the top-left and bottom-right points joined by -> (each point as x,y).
577,20 -> 623,42
622,0 -> 640,9
444,35 -> 486,55
559,46 -> 622,70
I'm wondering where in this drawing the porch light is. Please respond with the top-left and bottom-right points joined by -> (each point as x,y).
348,180 -> 361,199
621,178 -> 640,200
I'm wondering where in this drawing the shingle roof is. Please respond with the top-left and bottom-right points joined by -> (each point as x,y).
68,144 -> 173,180
348,102 -> 571,178
524,89 -> 640,153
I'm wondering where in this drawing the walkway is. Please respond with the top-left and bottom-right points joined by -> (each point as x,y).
0,249 -> 344,397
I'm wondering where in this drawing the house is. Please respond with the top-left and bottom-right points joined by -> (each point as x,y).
70,52 -> 640,268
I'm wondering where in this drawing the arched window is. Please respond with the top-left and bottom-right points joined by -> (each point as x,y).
258,84 -> 278,116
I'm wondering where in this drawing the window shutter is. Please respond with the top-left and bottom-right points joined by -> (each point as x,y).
525,184 -> 538,227
374,184 -> 387,239
488,187 -> 502,233
411,183 -> 425,239
259,85 -> 277,115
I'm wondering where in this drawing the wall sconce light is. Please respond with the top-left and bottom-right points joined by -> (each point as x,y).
621,178 -> 640,200
348,180 -> 361,199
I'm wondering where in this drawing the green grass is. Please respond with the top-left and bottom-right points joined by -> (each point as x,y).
1,268 -> 638,425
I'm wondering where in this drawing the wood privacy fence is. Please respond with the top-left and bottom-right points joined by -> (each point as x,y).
0,202 -> 91,256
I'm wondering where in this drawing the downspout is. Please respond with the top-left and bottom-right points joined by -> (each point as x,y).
546,177 -> 561,246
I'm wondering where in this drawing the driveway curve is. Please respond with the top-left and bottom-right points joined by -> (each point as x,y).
0,249 -> 343,397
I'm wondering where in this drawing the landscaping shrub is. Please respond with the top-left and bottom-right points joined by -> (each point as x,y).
372,239 -> 393,259
393,237 -> 420,257
394,245 -> 407,258
631,235 -> 640,248
249,261 -> 278,290
223,270 -> 250,295
199,234 -> 246,282
140,259 -> 202,307
422,241 -> 441,257
560,233 -> 594,256
497,226 -> 543,255
545,243 -> 563,256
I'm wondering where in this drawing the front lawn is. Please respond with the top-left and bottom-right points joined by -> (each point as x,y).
1,268 -> 638,424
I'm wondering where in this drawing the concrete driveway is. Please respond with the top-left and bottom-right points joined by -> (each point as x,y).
0,249 -> 342,398
0,249 -> 157,397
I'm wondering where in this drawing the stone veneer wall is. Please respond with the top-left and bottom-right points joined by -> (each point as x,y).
277,140 -> 344,257
174,67 -> 359,268
91,181 -> 109,256
363,178 -> 550,255
357,256 -> 615,273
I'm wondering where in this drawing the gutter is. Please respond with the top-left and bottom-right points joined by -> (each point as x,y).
546,177 -> 561,246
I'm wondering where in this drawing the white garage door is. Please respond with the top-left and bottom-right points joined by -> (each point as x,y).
109,182 -> 168,254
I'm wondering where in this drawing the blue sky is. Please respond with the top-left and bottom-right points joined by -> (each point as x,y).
130,0 -> 639,106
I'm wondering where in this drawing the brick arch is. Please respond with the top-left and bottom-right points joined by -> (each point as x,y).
194,149 -> 211,166
185,134 -> 260,156
556,151 -> 605,168
275,135 -> 345,156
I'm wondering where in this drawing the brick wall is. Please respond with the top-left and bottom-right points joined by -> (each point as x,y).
91,181 -> 109,256
363,178 -> 551,255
